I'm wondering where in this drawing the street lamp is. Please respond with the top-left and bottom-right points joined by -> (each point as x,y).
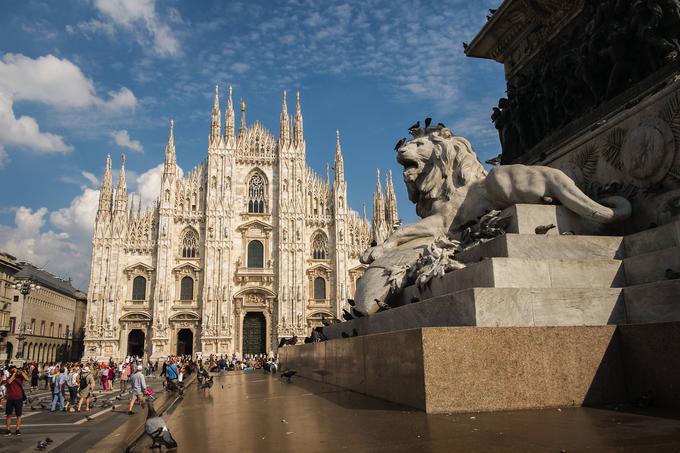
13,279 -> 40,360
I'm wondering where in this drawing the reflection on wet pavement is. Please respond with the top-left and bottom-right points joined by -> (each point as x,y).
135,372 -> 680,452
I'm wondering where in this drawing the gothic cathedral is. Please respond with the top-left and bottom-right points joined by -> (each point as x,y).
84,86 -> 372,360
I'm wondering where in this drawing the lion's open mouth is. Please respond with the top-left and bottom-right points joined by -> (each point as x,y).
397,154 -> 421,180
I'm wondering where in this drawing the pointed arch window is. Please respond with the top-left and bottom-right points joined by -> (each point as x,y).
247,172 -> 268,213
314,277 -> 326,301
180,276 -> 194,301
132,276 -> 146,301
181,229 -> 199,258
312,232 -> 328,260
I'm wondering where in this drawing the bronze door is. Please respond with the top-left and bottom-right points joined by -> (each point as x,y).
242,312 -> 266,355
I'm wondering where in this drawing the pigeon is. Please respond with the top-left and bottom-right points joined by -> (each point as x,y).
341,332 -> 350,338
45,438 -> 53,444
347,299 -> 356,307
342,309 -> 354,321
351,308 -> 364,318
144,400 -> 178,450
489,8 -> 497,14
278,337 -> 287,348
424,117 -> 432,128
535,224 -> 556,235
115,395 -> 122,400
200,376 -> 214,389
394,138 -> 406,151
463,42 -> 469,51
485,155 -> 501,166
352,328 -> 359,337
321,317 -> 331,327
375,298 -> 391,311
280,370 -> 297,383
86,415 -> 94,421
36,441 -> 48,451
666,268 -> 680,280
408,121 -> 420,131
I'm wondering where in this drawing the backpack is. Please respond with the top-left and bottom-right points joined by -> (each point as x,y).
79,373 -> 88,390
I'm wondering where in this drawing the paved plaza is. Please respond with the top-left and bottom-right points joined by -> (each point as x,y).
0,376 -> 166,453
128,372 -> 680,453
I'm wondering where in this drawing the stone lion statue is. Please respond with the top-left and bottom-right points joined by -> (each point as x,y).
354,123 -> 632,315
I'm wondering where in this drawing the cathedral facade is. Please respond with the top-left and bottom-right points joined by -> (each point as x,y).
84,86 -> 371,360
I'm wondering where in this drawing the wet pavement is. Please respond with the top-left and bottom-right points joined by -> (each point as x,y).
132,371 -> 680,453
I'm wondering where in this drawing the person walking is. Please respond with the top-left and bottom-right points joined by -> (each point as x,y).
76,367 -> 95,412
65,366 -> 79,412
100,365 -> 109,391
50,366 -> 65,412
120,362 -> 130,392
127,365 -> 147,415
30,365 -> 38,390
4,365 -> 29,436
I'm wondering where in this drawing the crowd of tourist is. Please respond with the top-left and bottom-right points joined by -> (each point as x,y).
1,353 -> 280,436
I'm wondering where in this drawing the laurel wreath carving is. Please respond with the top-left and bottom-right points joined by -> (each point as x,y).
661,92 -> 680,180
600,128 -> 625,171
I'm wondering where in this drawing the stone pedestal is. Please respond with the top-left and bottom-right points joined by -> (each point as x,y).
281,323 -> 680,413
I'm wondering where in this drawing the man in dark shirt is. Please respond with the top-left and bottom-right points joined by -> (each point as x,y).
5,365 -> 29,436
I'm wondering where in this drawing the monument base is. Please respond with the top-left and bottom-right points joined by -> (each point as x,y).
280,323 -> 680,414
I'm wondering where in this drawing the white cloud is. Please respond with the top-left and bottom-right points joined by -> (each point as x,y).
81,171 -> 100,186
0,53 -> 137,161
0,53 -> 137,110
50,187 -> 100,235
0,207 -> 87,285
0,158 -> 186,287
134,163 -> 183,208
232,62 -> 250,74
111,129 -> 143,152
78,0 -> 181,57
0,92 -> 72,153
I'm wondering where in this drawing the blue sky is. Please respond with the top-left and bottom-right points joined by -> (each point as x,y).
0,0 -> 505,288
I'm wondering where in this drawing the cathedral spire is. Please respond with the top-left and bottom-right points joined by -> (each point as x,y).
210,84 -> 221,146
114,154 -> 128,212
334,129 -> 345,182
279,90 -> 290,145
164,119 -> 177,177
239,98 -> 246,136
224,84 -> 235,143
372,168 -> 388,244
385,170 -> 399,229
98,154 -> 113,214
293,90 -> 304,145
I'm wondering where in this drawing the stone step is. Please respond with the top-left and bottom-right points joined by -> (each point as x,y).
399,257 -> 626,304
456,233 -> 624,263
623,246 -> 680,285
624,280 -> 680,324
623,220 -> 680,257
502,204 -> 610,236
324,287 -> 625,339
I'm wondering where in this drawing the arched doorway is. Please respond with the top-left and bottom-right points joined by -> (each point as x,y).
242,312 -> 266,355
127,329 -> 145,357
176,329 -> 193,356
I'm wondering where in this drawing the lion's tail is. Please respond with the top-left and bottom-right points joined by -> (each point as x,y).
555,179 -> 632,224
